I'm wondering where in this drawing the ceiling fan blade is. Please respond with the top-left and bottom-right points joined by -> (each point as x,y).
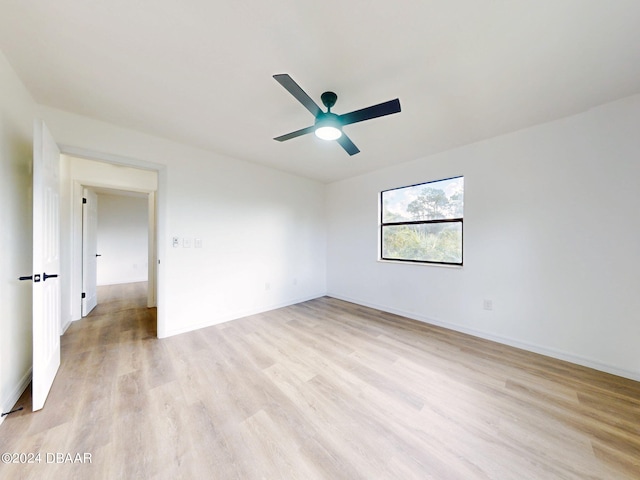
273,74 -> 322,118
339,98 -> 401,126
274,125 -> 316,142
336,133 -> 360,156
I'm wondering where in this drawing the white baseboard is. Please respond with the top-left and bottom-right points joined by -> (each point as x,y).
0,368 -> 32,426
160,293 -> 326,338
61,319 -> 72,334
327,293 -> 640,382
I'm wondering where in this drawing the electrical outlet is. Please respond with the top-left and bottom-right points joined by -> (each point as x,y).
183,237 -> 192,248
194,238 -> 202,248
483,299 -> 493,311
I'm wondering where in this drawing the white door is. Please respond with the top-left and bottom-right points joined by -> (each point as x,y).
32,119 -> 61,411
82,188 -> 98,316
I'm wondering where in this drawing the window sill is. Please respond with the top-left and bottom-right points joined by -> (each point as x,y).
377,259 -> 463,269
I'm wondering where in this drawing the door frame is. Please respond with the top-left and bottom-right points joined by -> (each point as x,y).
60,146 -> 166,337
79,185 -> 156,314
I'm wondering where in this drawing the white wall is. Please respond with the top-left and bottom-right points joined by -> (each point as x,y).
97,194 -> 148,286
40,106 -> 327,338
0,51 -> 37,422
327,94 -> 640,381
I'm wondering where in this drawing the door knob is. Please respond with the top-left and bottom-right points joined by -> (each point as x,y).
43,272 -> 58,281
18,274 -> 41,282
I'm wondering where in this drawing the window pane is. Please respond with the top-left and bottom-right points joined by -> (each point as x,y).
382,177 -> 463,223
382,222 -> 462,263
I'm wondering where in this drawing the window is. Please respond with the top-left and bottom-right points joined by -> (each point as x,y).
380,176 -> 463,265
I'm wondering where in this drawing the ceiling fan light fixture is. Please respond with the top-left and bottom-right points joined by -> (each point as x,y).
314,113 -> 342,141
315,125 -> 342,141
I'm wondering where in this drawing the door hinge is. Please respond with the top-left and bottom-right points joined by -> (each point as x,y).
82,197 -> 87,204
81,292 -> 86,299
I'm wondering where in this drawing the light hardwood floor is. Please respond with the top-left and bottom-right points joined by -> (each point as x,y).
1,282 -> 639,479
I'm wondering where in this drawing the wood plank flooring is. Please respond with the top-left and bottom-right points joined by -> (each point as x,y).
1,282 -> 639,479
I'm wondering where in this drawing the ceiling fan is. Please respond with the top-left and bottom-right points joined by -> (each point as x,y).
273,74 -> 401,155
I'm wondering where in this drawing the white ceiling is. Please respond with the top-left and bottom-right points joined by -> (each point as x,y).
2,1 -> 640,183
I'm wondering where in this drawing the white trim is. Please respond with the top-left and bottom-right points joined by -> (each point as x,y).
0,368 -> 32,426
61,319 -> 72,334
377,259 -> 463,269
60,145 -> 161,172
147,191 -> 157,308
97,278 -> 149,287
161,294 -> 326,338
327,293 -> 640,382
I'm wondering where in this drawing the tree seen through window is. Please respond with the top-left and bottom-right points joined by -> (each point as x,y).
381,177 -> 463,265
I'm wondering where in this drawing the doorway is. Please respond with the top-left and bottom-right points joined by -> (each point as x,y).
60,154 -> 160,334
82,187 -> 155,317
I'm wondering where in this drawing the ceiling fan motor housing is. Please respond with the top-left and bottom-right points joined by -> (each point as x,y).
315,111 -> 340,127
321,91 -> 338,111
